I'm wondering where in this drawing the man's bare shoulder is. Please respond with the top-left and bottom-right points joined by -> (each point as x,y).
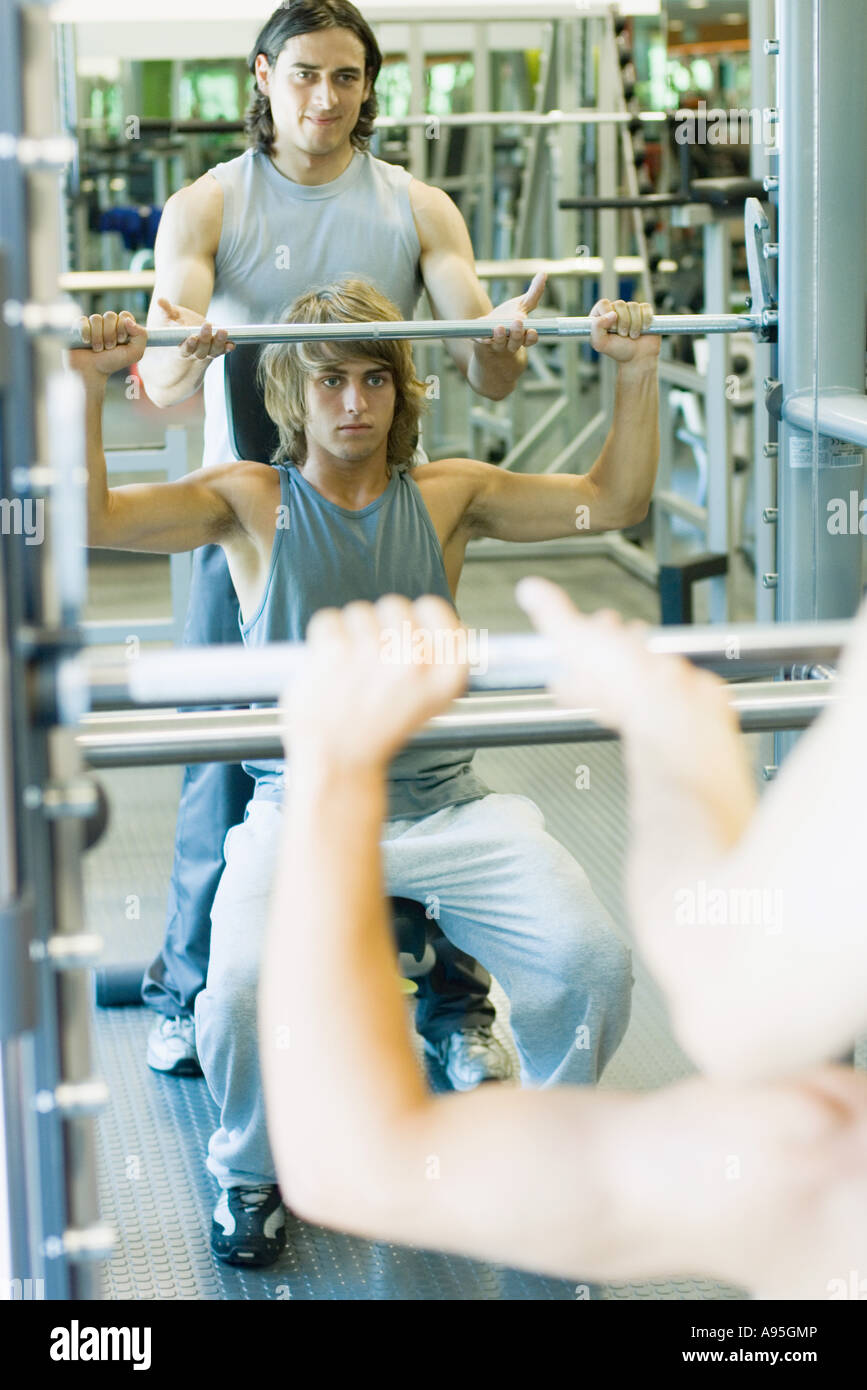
414,457 -> 495,487
210,457 -> 280,488
407,179 -> 463,245
205,460 -> 282,544
201,458 -> 280,503
160,174 -> 223,256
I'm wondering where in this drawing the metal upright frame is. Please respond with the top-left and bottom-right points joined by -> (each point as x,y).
749,0 -> 778,623
776,0 -> 867,624
0,0 -> 111,1301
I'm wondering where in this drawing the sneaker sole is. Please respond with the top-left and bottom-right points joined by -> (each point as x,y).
446,1073 -> 511,1092
146,1054 -> 203,1078
211,1235 -> 285,1268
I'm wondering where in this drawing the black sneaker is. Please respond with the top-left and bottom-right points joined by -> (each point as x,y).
211,1185 -> 286,1267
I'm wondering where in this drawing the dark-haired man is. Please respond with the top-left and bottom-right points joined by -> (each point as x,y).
139,0 -> 548,1089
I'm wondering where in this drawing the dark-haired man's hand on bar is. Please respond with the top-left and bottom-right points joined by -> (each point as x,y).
152,297 -> 236,362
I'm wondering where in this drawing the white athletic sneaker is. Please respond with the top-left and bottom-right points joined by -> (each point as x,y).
146,1014 -> 202,1077
424,1026 -> 514,1091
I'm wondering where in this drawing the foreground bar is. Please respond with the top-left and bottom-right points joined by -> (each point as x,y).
77,682 -> 835,769
69,620 -> 852,716
68,312 -> 764,351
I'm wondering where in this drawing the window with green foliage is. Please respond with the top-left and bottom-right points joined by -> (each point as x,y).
644,38 -> 671,109
427,61 -> 475,116
88,83 -> 123,134
377,57 -> 475,119
377,61 -> 412,118
178,65 -> 245,122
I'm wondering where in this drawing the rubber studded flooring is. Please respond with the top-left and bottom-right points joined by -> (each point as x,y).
85,741 -> 747,1301
93,1006 -> 596,1301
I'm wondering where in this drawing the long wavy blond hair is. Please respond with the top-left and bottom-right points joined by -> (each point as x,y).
257,279 -> 428,471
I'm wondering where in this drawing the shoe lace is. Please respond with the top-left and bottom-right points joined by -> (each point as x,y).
237,1185 -> 274,1213
453,1027 -> 495,1057
162,1016 -> 192,1039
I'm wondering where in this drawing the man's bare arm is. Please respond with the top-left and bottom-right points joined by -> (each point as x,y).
411,181 -> 541,401
454,350 -> 659,542
260,595 -> 867,1298
137,175 -> 230,408
518,578 -> 867,1082
70,313 -> 249,554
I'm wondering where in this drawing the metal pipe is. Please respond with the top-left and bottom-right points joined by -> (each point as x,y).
120,110 -> 671,137
782,390 -> 867,450
68,313 -> 767,351
64,620 -> 854,717
558,194 -> 691,209
57,256 -> 677,295
76,682 -> 836,770
375,110 -> 669,130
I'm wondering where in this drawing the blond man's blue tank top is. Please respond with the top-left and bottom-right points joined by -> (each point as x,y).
241,465 -> 488,819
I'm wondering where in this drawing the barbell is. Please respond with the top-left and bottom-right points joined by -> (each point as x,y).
61,620 -> 849,720
68,311 -> 777,351
74,682 -> 837,769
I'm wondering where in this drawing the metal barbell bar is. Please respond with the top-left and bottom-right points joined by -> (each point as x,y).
60,620 -> 852,721
68,311 -> 776,352
374,110 -> 670,130
74,682 -> 837,769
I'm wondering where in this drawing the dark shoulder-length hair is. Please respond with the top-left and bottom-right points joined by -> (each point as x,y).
245,1 -> 382,156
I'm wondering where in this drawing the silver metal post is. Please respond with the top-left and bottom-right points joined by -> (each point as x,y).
596,13 -> 619,421
750,0 -> 777,624
513,22 -> 558,258
703,216 -> 733,622
473,23 -> 495,261
2,0 -> 108,1301
406,24 -> 426,190
777,0 -> 867,625
0,498 -> 29,1302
